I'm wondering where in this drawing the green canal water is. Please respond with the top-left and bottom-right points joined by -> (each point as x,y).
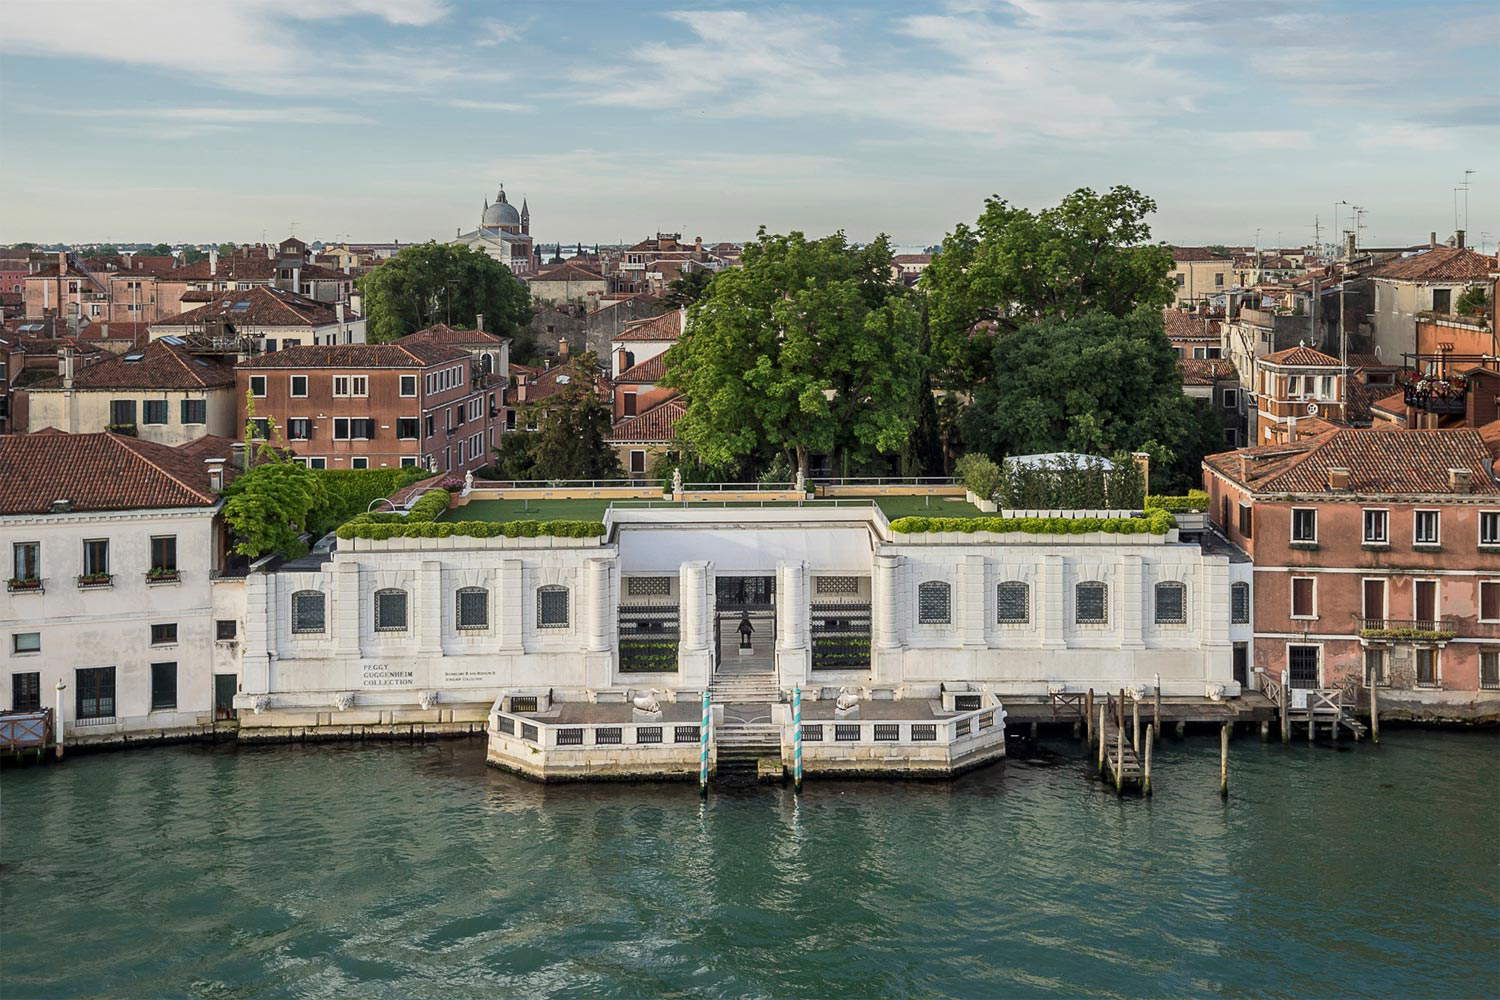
2,730 -> 1497,999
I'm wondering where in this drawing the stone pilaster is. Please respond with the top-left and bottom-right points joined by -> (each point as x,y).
584,558 -> 613,653
961,554 -> 986,648
873,553 -> 902,649
243,572 -> 271,694
333,560 -> 360,658
677,560 -> 713,688
416,560 -> 443,656
776,561 -> 810,688
1040,555 -> 1066,649
1119,553 -> 1145,650
499,559 -> 524,652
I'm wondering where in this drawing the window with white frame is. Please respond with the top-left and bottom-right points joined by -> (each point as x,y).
1480,581 -> 1500,623
1231,582 -> 1250,624
1414,509 -> 1440,546
249,375 -> 266,397
1482,511 -> 1500,547
374,589 -> 408,632
1415,647 -> 1438,687
291,590 -> 326,633
1288,644 -> 1320,689
1291,508 -> 1317,543
290,375 -> 308,397
1154,581 -> 1186,624
1362,509 -> 1388,544
537,585 -> 569,628
996,581 -> 1029,624
400,375 -> 417,397
1291,576 -> 1316,618
916,581 -> 951,625
1075,582 -> 1108,624
456,587 -> 488,630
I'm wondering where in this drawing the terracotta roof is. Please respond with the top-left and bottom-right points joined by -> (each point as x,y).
1260,345 -> 1340,367
152,285 -> 352,330
28,338 -> 234,390
1205,427 -> 1500,495
530,261 -> 605,283
1369,247 -> 1496,282
1370,389 -> 1407,420
892,254 -> 932,265
236,342 -> 466,370
0,432 -> 231,514
608,396 -> 686,443
1345,378 -> 1389,425
1178,358 -> 1237,385
514,363 -> 611,404
173,249 -> 351,283
1172,247 -> 1233,262
1163,310 -> 1221,341
613,310 -> 683,342
616,353 -> 668,383
399,323 -> 507,348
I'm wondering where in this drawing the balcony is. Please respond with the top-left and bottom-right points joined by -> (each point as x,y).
1355,617 -> 1457,644
1402,375 -> 1468,416
6,577 -> 43,594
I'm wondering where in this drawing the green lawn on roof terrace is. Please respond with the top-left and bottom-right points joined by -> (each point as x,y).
442,495 -> 984,523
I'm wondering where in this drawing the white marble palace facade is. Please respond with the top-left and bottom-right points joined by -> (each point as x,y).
237,507 -> 1251,730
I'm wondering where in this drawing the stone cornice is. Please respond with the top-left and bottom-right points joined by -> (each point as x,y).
0,504 -> 221,527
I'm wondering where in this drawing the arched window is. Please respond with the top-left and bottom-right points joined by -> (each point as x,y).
996,581 -> 1030,624
291,590 -> 325,634
1231,582 -> 1250,624
456,587 -> 489,630
374,588 -> 408,632
537,585 -> 570,628
1154,581 -> 1186,624
1075,582 -> 1108,625
917,581 -> 951,625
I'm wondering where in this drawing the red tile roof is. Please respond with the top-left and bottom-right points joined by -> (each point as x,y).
613,310 -> 682,342
1369,247 -> 1496,282
1178,358 -> 1237,385
530,260 -> 605,283
1172,247 -> 1233,262
1370,390 -> 1407,419
1163,310 -> 1221,341
399,323 -> 508,348
236,342 -> 467,369
28,338 -> 233,390
0,432 -> 232,514
1205,427 -> 1500,495
608,396 -> 685,443
616,353 -> 668,384
152,285 -> 352,330
1260,345 -> 1340,367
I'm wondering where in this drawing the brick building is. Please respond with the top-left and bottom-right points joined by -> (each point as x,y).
235,343 -> 499,474
1204,426 -> 1500,719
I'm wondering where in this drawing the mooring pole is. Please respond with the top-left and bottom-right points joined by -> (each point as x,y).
1369,681 -> 1380,744
700,689 -> 710,797
1279,669 -> 1290,744
1219,722 -> 1230,799
1143,724 -> 1154,796
792,685 -> 804,792
1114,723 -> 1125,794
54,680 -> 66,760
1097,703 -> 1106,774
1152,673 -> 1162,744
1132,695 -> 1141,752
1085,688 -> 1094,746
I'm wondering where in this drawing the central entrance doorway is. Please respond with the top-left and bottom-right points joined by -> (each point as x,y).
714,575 -> 775,671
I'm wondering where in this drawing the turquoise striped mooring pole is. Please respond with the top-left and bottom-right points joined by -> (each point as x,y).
793,685 -> 803,792
699,688 -> 710,796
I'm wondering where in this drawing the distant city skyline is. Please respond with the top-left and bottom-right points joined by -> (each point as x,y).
2,1 -> 1496,251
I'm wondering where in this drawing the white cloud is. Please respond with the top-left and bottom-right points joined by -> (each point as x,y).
476,19 -> 522,45
443,99 -> 534,113
57,106 -> 373,126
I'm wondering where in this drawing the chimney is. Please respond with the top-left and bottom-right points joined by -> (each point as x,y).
475,312 -> 484,334
230,440 -> 247,472
615,347 -> 629,374
558,338 -> 570,357
59,346 -> 75,389
1430,232 -> 1438,248
1455,230 -> 1466,250
1344,232 -> 1357,259
336,302 -> 346,325
206,457 -> 226,493
209,247 -> 218,275
1449,467 -> 1474,493
1327,466 -> 1350,490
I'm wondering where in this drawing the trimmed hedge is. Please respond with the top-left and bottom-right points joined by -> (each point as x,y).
1146,490 -> 1209,513
888,510 -> 1175,536
335,487 -> 607,540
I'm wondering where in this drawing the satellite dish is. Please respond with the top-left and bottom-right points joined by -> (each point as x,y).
1306,402 -> 1320,416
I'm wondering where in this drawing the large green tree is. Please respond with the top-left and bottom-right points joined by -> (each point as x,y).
512,354 -> 623,481
359,243 -> 531,343
664,230 -> 921,479
659,269 -> 713,309
923,186 -> 1174,384
960,308 -> 1220,493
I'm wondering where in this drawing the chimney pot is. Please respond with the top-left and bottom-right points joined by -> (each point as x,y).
475,312 -> 484,334
206,457 -> 226,493
1449,467 -> 1474,493
1456,230 -> 1466,250
1327,466 -> 1350,490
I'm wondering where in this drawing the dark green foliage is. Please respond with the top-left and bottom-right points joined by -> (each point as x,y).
306,467 -> 431,537
991,453 -> 1144,509
889,510 -> 1174,535
620,638 -> 681,672
1456,285 -> 1491,317
523,354 -> 624,481
358,242 -> 530,343
1145,490 -> 1209,513
222,460 -> 329,558
335,487 -> 606,540
659,269 -> 713,309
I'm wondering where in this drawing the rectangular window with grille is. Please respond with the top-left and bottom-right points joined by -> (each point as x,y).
1154,583 -> 1186,624
557,728 -> 583,745
911,724 -> 937,741
917,582 -> 950,625
497,716 -> 515,735
457,589 -> 488,630
801,724 -> 824,741
595,727 -> 622,745
834,724 -> 861,741
510,696 -> 538,713
1231,584 -> 1250,624
150,662 -> 177,710
1288,645 -> 1320,688
636,726 -> 662,744
76,666 -> 116,720
374,590 -> 407,632
873,724 -> 899,741
217,619 -> 237,640
673,725 -> 699,743
1075,583 -> 1108,624
11,672 -> 40,712
626,577 -> 671,597
954,694 -> 981,711
1364,648 -> 1385,686
292,591 -> 325,633
997,582 -> 1029,624
538,587 -> 569,628
520,723 -> 538,742
1481,651 -> 1500,689
815,576 -> 859,595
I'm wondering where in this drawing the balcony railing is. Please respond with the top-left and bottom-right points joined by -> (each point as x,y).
1403,376 -> 1469,415
1355,617 -> 1458,642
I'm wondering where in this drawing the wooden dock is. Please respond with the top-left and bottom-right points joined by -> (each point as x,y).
0,709 -> 53,761
1256,670 -> 1369,742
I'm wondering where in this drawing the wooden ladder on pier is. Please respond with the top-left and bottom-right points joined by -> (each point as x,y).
1097,690 -> 1146,792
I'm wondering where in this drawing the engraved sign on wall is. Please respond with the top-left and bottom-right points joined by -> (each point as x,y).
360,662 -> 415,688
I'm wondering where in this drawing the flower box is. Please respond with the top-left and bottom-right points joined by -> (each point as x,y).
77,573 -> 113,588
7,577 -> 42,593
146,568 -> 181,584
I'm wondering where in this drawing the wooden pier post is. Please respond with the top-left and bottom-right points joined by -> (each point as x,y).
1279,669 -> 1290,744
1085,688 -> 1094,746
1072,720 -> 1081,740
53,680 -> 65,760
1143,724 -> 1154,796
1259,720 -> 1269,741
1369,682 -> 1380,744
1152,673 -> 1162,744
1114,723 -> 1125,795
1219,722 -> 1229,799
1097,703 -> 1106,773
1030,721 -> 1038,741
1175,721 -> 1185,739
1132,696 -> 1141,752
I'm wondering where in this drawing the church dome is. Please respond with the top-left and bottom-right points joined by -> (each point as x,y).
482,184 -> 520,229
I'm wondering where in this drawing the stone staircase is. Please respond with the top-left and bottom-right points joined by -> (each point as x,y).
710,671 -> 782,705
715,722 -> 783,776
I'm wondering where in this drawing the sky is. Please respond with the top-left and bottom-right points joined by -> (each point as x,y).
2,0 -> 1497,251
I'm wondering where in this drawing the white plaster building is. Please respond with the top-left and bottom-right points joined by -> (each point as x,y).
0,432 -> 244,744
